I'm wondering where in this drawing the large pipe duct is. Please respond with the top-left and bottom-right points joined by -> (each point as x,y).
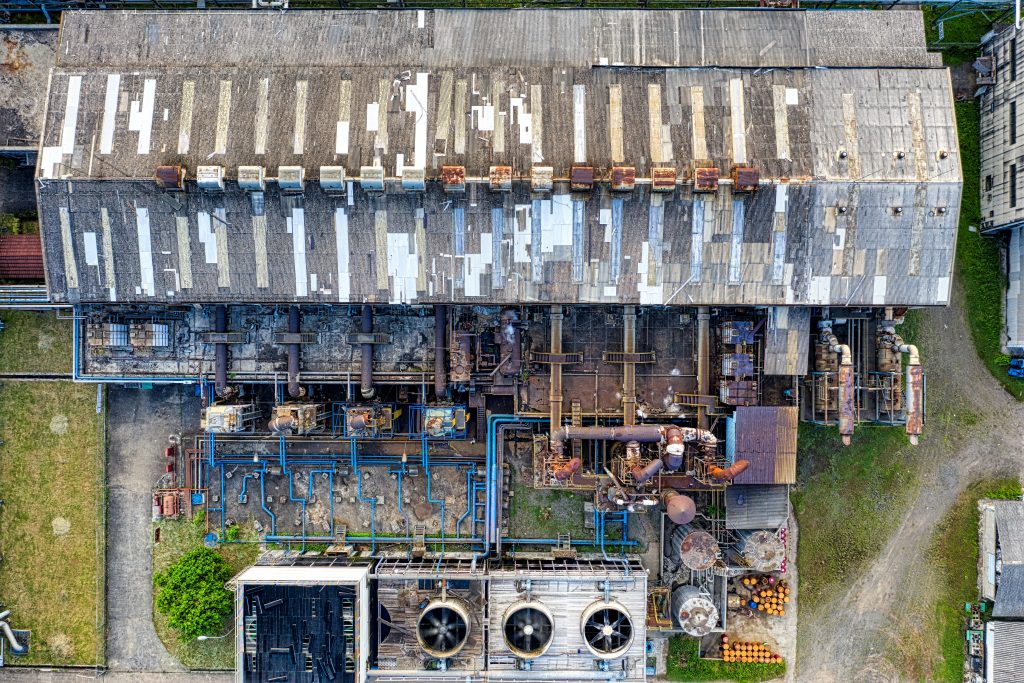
287,306 -> 305,399
549,305 -> 564,435
819,321 -> 854,446
707,459 -> 751,481
434,305 -> 447,397
549,424 -> 717,458
213,305 -> 234,399
882,325 -> 923,446
268,415 -> 296,434
360,305 -> 375,399
622,306 -> 637,426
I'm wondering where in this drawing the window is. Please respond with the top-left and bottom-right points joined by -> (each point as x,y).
1013,38 -> 1018,81
1011,164 -> 1018,208
1012,101 -> 1018,145
987,175 -> 994,192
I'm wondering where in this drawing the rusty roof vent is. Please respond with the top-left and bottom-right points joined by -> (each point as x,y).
731,167 -> 760,193
442,165 -> 466,193
611,166 -> 636,192
652,167 -> 677,193
489,165 -> 512,192
570,165 -> 594,192
693,165 -> 720,193
531,166 -> 553,193
155,165 -> 185,191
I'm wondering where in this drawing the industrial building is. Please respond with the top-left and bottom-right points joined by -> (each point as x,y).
28,6 -> 959,681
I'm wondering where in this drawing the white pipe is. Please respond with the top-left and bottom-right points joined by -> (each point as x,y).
896,343 -> 920,366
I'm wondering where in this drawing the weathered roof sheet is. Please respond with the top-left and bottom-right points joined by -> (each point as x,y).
725,485 -> 789,530
0,234 -> 45,281
732,406 -> 798,485
764,306 -> 810,376
0,27 -> 57,148
993,564 -> 1024,619
995,500 -> 1024,565
36,9 -> 961,307
988,620 -> 1024,683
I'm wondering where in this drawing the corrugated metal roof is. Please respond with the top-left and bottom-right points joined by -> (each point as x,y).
724,485 -> 790,530
989,620 -> 1024,683
732,406 -> 798,485
993,564 -> 1024,619
764,306 -> 810,376
995,500 -> 1024,564
0,234 -> 44,281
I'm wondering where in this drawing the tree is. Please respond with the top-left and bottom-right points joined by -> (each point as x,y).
153,547 -> 233,640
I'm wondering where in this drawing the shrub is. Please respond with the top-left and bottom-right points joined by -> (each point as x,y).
153,547 -> 233,640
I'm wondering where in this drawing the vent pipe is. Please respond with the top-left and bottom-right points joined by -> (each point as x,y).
434,305 -> 447,398
213,305 -> 235,399
360,305 -> 375,399
707,459 -> 751,481
819,321 -> 854,445
287,305 -> 305,399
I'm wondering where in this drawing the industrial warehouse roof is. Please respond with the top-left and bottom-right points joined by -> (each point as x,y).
988,620 -> 1024,683
0,27 -> 56,149
37,9 -> 961,306
725,485 -> 790,530
731,406 -> 798,485
0,234 -> 45,281
993,500 -> 1024,619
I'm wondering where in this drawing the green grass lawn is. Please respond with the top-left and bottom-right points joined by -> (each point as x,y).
665,636 -> 785,683
0,311 -> 73,374
924,478 -> 1022,683
791,423 -> 922,614
507,480 -> 590,540
152,515 -> 259,669
923,7 -> 992,65
0,382 -> 103,665
952,102 -> 1024,399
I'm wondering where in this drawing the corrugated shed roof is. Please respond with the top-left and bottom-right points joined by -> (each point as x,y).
994,500 -> 1024,565
725,485 -> 790,530
732,406 -> 798,485
993,564 -> 1024,619
0,234 -> 44,281
989,620 -> 1024,683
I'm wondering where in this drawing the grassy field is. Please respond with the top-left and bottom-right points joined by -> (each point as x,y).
665,636 -> 786,683
951,102 -> 1024,399
507,480 -> 590,540
923,478 -> 1022,682
791,423 -> 922,613
152,514 -> 259,669
0,381 -> 104,665
922,7 -> 991,65
0,311 -> 73,375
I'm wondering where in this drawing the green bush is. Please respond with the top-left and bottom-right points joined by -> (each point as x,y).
153,547 -> 233,641
224,524 -> 240,541
666,636 -> 785,683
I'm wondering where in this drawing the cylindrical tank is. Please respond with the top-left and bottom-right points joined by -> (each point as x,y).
672,585 -> 719,637
736,529 -> 786,572
679,530 -> 720,571
416,598 -> 471,658
662,491 -> 696,525
502,601 -> 554,659
580,600 -> 634,660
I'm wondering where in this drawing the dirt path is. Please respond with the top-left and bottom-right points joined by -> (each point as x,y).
798,286 -> 1024,682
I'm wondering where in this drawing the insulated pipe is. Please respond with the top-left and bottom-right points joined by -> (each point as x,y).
707,458 -> 751,481
268,415 -> 296,433
549,424 -> 717,458
820,321 -> 854,445
622,305 -> 637,426
213,304 -> 233,399
0,611 -> 25,653
434,305 -> 447,397
360,305 -> 375,399
287,306 -> 305,399
549,306 -> 564,435
893,339 -> 923,446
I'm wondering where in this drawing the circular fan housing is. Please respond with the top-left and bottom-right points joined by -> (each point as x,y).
416,599 -> 471,658
502,602 -> 554,659
580,600 -> 634,660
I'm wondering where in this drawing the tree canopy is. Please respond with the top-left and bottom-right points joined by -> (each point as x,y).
153,547 -> 233,640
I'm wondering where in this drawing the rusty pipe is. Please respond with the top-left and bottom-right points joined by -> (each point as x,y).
268,415 -> 296,433
434,305 -> 447,397
552,457 -> 582,481
287,305 -> 305,399
549,306 -> 564,435
214,304 -> 233,399
696,307 -> 711,401
360,304 -> 375,399
707,459 -> 751,481
895,341 -> 923,445
821,321 -> 854,445
549,424 -> 717,458
630,457 -> 664,484
622,305 -> 637,426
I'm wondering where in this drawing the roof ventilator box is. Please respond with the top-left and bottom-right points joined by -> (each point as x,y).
731,166 -> 760,192
652,167 -> 677,192
531,166 -> 553,193
611,166 -> 636,192
489,165 -> 512,192
237,166 -> 265,192
320,166 -> 346,194
155,165 -> 185,191
196,165 -> 225,191
442,165 -> 466,193
570,165 -> 594,192
360,166 -> 385,192
693,164 -> 720,192
278,166 -> 305,192
402,167 -> 426,192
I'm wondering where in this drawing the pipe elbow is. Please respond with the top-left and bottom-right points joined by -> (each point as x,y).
898,344 -> 921,366
833,344 -> 852,366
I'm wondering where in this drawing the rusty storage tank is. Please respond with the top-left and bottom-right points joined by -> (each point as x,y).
416,598 -> 471,659
678,528 -> 720,571
672,585 -> 719,637
736,529 -> 785,572
502,601 -> 554,659
580,600 -> 634,660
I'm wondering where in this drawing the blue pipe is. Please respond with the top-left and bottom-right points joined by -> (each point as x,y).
483,415 -> 545,555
